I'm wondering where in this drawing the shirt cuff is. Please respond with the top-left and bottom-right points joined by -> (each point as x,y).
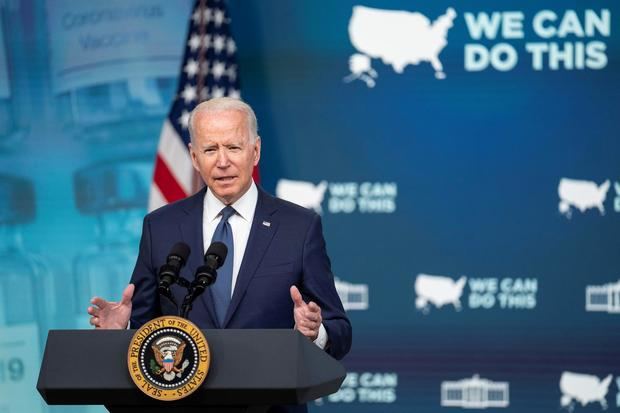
313,323 -> 328,349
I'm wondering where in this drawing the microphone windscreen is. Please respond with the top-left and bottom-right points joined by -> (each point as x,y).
206,241 -> 228,265
170,242 -> 191,264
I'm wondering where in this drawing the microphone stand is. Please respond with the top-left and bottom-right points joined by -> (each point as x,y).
180,269 -> 217,319
158,278 -> 192,317
180,292 -> 196,319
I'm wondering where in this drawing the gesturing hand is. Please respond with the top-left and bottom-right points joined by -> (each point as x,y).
290,285 -> 322,341
87,284 -> 134,329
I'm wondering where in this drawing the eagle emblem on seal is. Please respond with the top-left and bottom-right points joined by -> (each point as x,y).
150,336 -> 190,381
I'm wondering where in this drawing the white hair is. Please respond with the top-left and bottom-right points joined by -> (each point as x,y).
188,97 -> 259,144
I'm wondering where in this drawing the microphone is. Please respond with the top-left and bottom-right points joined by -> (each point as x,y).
157,242 -> 191,296
192,242 -> 228,295
180,242 -> 227,319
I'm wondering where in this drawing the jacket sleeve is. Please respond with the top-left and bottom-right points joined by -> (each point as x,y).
301,213 -> 352,360
129,215 -> 161,328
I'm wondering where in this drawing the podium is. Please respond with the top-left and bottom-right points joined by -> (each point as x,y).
37,329 -> 346,413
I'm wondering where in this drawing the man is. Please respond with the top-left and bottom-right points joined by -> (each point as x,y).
88,97 -> 351,362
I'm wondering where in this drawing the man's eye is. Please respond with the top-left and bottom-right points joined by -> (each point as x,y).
204,148 -> 216,153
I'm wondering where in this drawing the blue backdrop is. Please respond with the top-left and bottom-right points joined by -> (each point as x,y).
0,1 -> 618,412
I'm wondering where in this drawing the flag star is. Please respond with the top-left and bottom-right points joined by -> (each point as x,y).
213,35 -> 226,53
192,9 -> 201,24
202,9 -> 213,24
184,59 -> 199,78
181,84 -> 197,104
200,87 -> 210,100
227,38 -> 236,55
178,110 -> 190,129
193,8 -> 213,25
202,34 -> 212,49
212,86 -> 225,98
188,34 -> 201,52
226,65 -> 237,82
214,9 -> 225,26
212,61 -> 226,80
228,89 -> 241,99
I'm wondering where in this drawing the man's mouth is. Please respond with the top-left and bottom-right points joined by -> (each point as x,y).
215,176 -> 236,183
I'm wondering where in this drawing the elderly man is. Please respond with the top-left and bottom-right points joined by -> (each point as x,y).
87,97 -> 351,363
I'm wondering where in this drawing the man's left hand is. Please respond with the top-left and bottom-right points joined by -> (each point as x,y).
290,285 -> 322,341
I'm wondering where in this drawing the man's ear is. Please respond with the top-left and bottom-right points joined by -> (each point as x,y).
253,136 -> 261,166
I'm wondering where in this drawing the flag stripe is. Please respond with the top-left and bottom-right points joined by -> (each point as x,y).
157,120 -> 194,194
154,155 -> 188,203
148,183 -> 167,211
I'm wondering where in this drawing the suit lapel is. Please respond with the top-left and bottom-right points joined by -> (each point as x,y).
223,188 -> 279,327
178,187 -> 219,327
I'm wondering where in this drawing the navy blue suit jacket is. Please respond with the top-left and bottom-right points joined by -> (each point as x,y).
130,186 -> 352,361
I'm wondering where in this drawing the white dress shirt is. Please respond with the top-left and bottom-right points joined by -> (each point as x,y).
201,182 -> 327,348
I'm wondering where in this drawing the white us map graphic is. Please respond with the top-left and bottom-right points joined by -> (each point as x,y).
345,6 -> 457,87
275,179 -> 327,214
560,372 -> 612,411
415,273 -> 467,313
558,178 -> 610,218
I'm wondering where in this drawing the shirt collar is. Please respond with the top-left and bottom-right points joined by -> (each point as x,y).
204,181 -> 258,223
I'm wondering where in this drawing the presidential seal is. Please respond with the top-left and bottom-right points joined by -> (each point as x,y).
127,316 -> 210,401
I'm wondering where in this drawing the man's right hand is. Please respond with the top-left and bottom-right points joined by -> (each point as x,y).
87,284 -> 134,329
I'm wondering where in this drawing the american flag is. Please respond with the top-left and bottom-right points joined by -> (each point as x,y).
149,0 -> 255,211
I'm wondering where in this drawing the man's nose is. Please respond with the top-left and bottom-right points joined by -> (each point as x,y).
216,149 -> 230,167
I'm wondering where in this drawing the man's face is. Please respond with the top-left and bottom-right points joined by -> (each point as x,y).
189,109 -> 260,205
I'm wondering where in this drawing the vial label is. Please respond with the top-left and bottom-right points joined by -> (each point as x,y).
45,0 -> 191,94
